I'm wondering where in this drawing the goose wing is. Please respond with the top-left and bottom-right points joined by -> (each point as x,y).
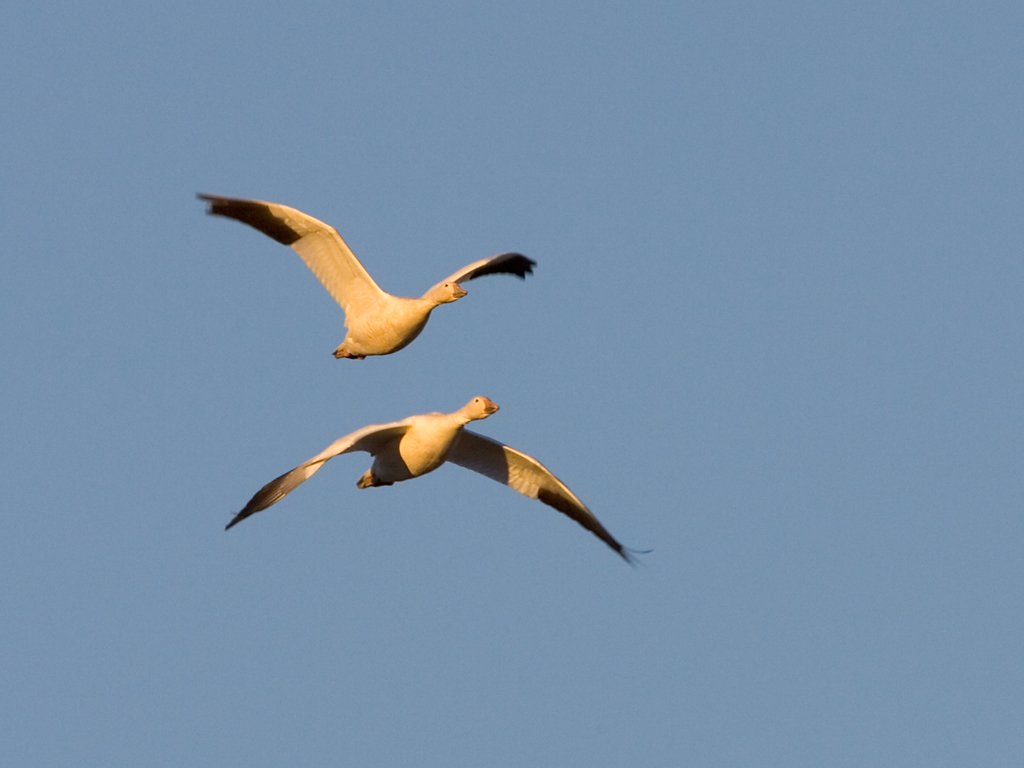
446,430 -> 635,562
435,252 -> 536,287
226,420 -> 411,530
198,194 -> 386,317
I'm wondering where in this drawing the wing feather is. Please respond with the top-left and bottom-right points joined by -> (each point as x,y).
225,421 -> 411,530
198,194 -> 385,316
447,430 -> 634,562
436,252 -> 535,286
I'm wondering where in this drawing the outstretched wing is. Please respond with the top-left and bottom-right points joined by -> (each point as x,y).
198,194 -> 386,317
446,430 -> 637,563
225,420 -> 411,530
435,252 -> 536,287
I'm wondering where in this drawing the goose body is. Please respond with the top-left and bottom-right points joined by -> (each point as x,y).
198,194 -> 535,359
226,397 -> 638,563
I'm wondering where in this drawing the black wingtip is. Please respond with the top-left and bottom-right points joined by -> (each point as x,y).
196,192 -> 217,210
505,252 -> 536,279
196,193 -> 303,246
224,511 -> 246,531
619,546 -> 652,567
197,193 -> 230,221
472,252 -> 536,280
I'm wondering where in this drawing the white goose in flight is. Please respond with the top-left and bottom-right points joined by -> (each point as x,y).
198,194 -> 535,359
225,397 -> 640,563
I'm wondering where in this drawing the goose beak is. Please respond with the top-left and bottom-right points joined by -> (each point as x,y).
454,284 -> 468,298
484,399 -> 500,414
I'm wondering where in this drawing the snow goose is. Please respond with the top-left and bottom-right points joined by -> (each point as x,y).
226,397 -> 640,563
197,194 -> 535,359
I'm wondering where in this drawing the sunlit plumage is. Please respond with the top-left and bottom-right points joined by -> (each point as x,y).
198,194 -> 535,359
226,397 -> 639,563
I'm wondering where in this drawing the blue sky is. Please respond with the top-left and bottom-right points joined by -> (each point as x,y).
2,1 -> 1022,765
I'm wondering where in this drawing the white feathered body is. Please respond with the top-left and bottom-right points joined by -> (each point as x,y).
340,295 -> 435,358
365,411 -> 465,485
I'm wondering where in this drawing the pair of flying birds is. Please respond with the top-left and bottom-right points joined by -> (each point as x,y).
201,194 -> 640,562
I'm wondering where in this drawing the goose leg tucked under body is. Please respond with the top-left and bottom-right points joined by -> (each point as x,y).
198,194 -> 535,359
226,397 -> 642,564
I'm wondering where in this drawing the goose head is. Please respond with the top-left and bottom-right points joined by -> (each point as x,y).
426,281 -> 468,305
462,396 -> 500,421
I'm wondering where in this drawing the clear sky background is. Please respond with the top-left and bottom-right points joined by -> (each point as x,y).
2,2 -> 1022,766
